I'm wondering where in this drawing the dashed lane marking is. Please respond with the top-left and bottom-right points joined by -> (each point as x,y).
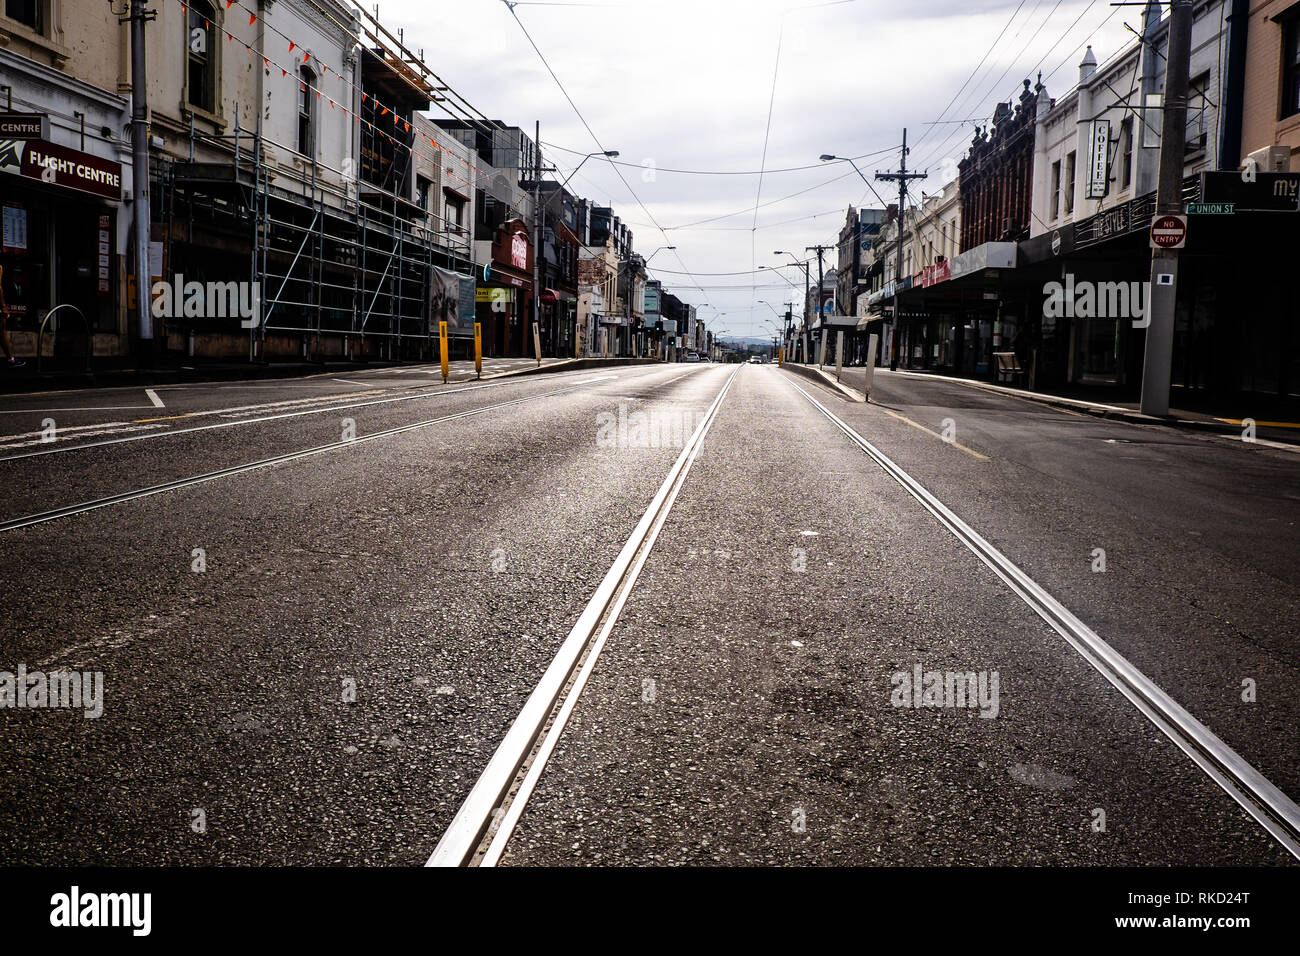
879,408 -> 990,460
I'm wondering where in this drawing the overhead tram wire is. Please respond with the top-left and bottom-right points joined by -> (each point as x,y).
913,0 -> 1098,175
1038,1 -> 1126,85
909,0 -> 1032,155
911,0 -> 1071,172
501,1 -> 709,300
918,0 -> 1115,178
912,0 -> 1070,173
749,0 -> 859,305
540,140 -> 900,176
663,162 -> 886,231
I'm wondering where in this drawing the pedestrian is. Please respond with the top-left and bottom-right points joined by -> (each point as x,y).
0,264 -> 25,369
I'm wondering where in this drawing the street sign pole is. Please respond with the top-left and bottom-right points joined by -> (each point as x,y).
1140,0 -> 1193,417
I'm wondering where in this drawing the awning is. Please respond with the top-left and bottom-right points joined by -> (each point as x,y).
948,241 -> 1016,280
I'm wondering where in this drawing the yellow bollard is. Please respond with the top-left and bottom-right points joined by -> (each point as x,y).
474,322 -> 482,380
439,321 -> 449,383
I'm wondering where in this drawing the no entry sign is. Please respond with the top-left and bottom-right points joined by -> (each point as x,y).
1150,214 -> 1188,250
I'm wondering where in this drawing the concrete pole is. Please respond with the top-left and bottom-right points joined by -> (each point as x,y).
130,0 -> 153,352
532,121 -> 542,359
1140,0 -> 1193,417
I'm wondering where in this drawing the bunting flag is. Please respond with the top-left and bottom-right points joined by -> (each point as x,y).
159,0 -> 477,170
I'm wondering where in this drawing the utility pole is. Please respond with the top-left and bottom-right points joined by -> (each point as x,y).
876,128 -> 927,370
1140,0 -> 1192,416
124,0 -> 156,357
532,120 -> 543,360
804,243 -> 832,363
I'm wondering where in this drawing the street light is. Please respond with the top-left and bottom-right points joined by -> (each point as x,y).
818,154 -> 892,209
557,150 -> 620,191
643,245 -> 676,265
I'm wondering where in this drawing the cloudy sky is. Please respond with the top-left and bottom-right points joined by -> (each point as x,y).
382,0 -> 1135,338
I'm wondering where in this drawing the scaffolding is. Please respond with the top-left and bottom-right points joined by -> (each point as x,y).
154,78 -> 478,363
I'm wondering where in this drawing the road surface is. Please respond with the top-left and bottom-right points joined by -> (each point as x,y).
0,362 -> 1296,865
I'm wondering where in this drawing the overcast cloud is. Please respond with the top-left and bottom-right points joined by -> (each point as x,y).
382,0 -> 1135,337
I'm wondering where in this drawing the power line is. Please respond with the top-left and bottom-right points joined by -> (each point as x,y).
502,1 -> 709,299
541,140 -> 898,176
913,0 -> 1077,174
910,0 -> 1031,155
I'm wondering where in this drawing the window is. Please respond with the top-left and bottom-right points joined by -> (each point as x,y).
1186,72 -> 1209,151
445,194 -> 466,234
415,176 -> 432,214
186,1 -> 216,113
1142,94 -> 1162,148
1050,160 -> 1061,219
297,67 -> 315,157
1064,151 -> 1076,214
4,0 -> 42,31
1120,118 -> 1133,188
1282,16 -> 1300,120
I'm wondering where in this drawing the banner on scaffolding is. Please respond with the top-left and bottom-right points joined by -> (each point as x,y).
458,276 -> 475,327
431,266 -> 473,336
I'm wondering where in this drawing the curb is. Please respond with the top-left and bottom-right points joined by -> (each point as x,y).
485,357 -> 662,380
780,362 -> 867,403
885,370 -> 1298,447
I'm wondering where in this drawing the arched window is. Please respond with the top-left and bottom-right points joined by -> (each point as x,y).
186,0 -> 216,112
298,66 -> 316,157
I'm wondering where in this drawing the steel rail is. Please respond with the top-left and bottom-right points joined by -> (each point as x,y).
786,375 -> 1300,861
428,363 -> 743,866
0,380 -> 602,534
0,364 -> 650,463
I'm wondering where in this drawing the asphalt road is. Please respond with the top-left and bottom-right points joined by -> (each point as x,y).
0,360 -> 1295,865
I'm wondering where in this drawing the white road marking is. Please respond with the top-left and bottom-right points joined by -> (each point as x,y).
0,406 -> 154,414
0,421 -> 171,452
0,379 -> 604,534
0,364 -> 680,461
145,388 -> 165,408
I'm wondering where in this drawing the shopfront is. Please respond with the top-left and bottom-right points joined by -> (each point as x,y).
476,219 -> 533,357
1,135 -> 125,355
